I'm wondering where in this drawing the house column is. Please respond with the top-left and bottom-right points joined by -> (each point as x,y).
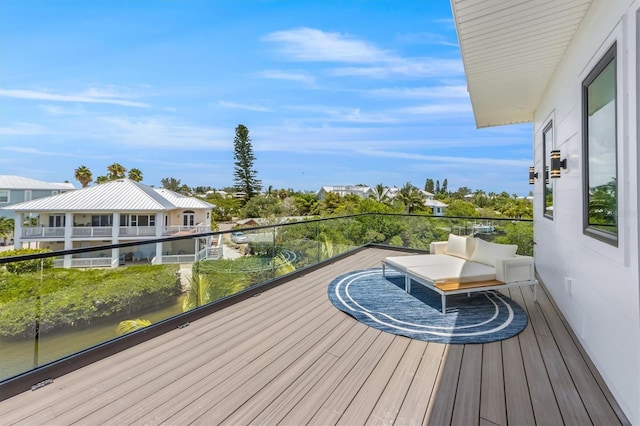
151,213 -> 164,265
111,213 -> 120,268
13,213 -> 23,249
155,213 -> 163,237
152,241 -> 163,265
63,212 -> 73,268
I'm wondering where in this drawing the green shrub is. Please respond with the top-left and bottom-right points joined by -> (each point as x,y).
0,248 -> 53,274
0,264 -> 180,338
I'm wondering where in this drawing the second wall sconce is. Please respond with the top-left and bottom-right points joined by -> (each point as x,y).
550,150 -> 567,178
529,167 -> 538,184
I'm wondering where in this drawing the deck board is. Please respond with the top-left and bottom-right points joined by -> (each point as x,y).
0,247 -> 630,425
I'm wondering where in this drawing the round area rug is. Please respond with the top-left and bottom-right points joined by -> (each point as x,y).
327,268 -> 528,344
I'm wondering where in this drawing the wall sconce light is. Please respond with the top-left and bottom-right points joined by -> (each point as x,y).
550,150 -> 567,178
529,167 -> 538,184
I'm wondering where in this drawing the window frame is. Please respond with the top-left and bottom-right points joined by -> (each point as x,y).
582,42 -> 618,246
0,190 -> 9,203
542,121 -> 554,220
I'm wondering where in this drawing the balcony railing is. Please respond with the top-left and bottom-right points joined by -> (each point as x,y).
119,226 -> 157,237
0,214 -> 532,395
72,226 -> 113,237
21,227 -> 65,238
162,224 -> 211,235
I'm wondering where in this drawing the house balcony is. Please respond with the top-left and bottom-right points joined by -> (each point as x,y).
21,226 -> 65,238
162,224 -> 211,235
0,214 -> 630,424
72,226 -> 113,238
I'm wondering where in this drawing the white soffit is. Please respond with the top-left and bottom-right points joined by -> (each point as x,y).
450,0 -> 593,128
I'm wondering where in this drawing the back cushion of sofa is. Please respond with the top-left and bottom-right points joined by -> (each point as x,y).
470,239 -> 518,267
444,234 -> 477,260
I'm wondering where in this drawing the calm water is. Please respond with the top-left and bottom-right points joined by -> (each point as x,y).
0,295 -> 185,381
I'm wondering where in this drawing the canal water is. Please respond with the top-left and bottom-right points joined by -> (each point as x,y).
0,295 -> 185,381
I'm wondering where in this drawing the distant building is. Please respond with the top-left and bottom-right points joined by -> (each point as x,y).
317,185 -> 447,216
0,175 -> 75,220
2,178 -> 217,268
316,185 -> 374,200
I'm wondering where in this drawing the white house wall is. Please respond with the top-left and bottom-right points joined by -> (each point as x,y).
532,0 -> 639,422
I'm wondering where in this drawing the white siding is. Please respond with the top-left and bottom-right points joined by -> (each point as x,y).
532,1 -> 639,423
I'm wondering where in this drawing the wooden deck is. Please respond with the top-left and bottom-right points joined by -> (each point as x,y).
0,247 -> 630,425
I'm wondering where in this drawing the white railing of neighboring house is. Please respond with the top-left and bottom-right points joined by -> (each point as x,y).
71,258 -> 112,268
119,226 -> 157,237
22,227 -> 65,238
162,224 -> 211,235
53,257 -> 113,268
161,254 -> 197,264
72,226 -> 113,237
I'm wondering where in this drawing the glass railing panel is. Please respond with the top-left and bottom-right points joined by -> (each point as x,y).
0,214 -> 534,384
0,241 -> 186,382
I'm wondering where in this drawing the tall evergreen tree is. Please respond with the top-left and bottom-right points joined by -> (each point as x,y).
233,124 -> 262,199
424,178 -> 435,194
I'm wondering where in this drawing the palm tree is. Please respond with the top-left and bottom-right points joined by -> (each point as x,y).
0,216 -> 14,245
116,319 -> 151,335
396,182 -> 425,214
127,168 -> 143,182
95,175 -> 109,184
369,183 -> 390,204
273,253 -> 296,276
107,163 -> 127,180
74,165 -> 93,188
182,274 -> 211,312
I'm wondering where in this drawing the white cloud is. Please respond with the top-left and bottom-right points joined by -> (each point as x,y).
397,103 -> 472,115
262,27 -> 464,79
396,31 -> 459,47
0,88 -> 150,108
329,58 -> 464,79
217,100 -> 271,112
366,85 -> 468,99
0,122 -> 52,135
256,70 -> 316,85
262,27 -> 392,63
363,149 -> 530,167
93,116 -> 231,149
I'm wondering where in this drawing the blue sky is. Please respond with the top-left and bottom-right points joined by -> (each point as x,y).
0,0 -> 533,195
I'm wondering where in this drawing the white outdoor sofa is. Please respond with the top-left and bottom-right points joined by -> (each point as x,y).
382,234 -> 538,313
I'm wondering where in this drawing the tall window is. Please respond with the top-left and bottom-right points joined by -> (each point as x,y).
91,215 -> 113,227
120,214 -> 155,227
0,190 -> 9,203
542,122 -> 554,219
583,43 -> 617,245
48,215 -> 65,227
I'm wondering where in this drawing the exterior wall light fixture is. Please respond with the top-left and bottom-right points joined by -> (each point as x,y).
550,150 -> 567,178
529,167 -> 538,184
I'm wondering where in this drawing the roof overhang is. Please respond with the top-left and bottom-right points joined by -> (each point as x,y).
450,0 -> 593,128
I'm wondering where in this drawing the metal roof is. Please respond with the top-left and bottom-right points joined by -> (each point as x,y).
4,179 -> 210,212
153,188 -> 215,209
450,0 -> 593,128
0,175 -> 76,191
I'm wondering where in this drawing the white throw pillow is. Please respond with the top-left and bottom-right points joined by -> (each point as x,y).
445,234 -> 477,260
470,239 -> 518,267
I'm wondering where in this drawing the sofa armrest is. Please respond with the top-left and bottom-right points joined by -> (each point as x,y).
496,256 -> 535,283
430,241 -> 448,255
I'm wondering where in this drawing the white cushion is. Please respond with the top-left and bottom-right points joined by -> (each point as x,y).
408,261 -> 496,283
444,234 -> 477,260
385,254 -> 462,271
469,239 -> 517,267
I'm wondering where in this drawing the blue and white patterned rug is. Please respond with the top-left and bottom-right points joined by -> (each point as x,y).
327,268 -> 528,344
